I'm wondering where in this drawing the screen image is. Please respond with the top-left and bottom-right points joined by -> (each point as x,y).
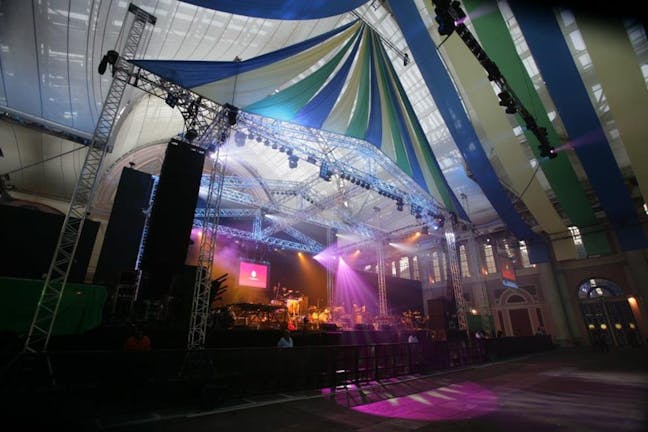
238,261 -> 268,288
499,256 -> 518,288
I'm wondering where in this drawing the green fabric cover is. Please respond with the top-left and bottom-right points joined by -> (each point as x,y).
0,277 -> 107,335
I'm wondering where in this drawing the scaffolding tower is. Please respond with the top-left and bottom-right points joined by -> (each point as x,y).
445,221 -> 468,332
24,4 -> 156,353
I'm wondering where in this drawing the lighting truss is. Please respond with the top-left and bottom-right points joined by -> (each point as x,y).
200,222 -> 322,253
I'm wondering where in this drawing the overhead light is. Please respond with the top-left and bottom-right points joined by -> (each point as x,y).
403,53 -> 410,66
539,145 -> 557,159
319,163 -> 332,181
498,91 -> 517,114
165,92 -> 178,109
224,103 -> 239,126
288,155 -> 298,169
98,50 -> 119,75
184,129 -> 198,142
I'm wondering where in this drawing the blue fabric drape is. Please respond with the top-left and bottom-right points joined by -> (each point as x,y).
293,28 -> 363,128
388,0 -> 549,262
374,34 -> 428,195
182,0 -> 369,20
509,1 -> 648,251
132,21 -> 358,89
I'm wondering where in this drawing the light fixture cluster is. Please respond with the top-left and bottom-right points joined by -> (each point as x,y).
319,162 -> 333,181
339,172 -> 371,189
273,190 -> 298,196
432,0 -> 557,160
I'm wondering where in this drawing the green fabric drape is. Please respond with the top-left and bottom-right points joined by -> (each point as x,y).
0,277 -> 107,335
463,0 -> 611,256
576,15 -> 648,207
245,30 -> 360,119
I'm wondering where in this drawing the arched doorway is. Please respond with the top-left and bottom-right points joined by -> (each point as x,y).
578,278 -> 640,347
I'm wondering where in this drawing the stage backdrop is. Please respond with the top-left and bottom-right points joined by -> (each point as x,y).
357,271 -> 423,316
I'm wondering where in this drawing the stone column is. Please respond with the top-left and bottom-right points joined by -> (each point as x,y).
538,262 -> 576,345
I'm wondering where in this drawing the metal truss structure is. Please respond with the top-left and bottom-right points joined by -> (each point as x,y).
24,4 -> 156,353
376,240 -> 388,317
444,222 -> 468,332
23,10 -> 462,350
188,128 -> 227,350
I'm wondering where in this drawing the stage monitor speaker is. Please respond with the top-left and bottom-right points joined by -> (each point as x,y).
427,297 -> 449,330
320,323 -> 339,332
140,139 -> 205,300
94,167 -> 154,286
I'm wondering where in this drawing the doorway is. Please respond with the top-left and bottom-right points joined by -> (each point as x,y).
578,278 -> 640,347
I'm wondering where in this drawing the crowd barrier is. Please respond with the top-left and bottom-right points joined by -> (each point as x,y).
0,335 -> 554,416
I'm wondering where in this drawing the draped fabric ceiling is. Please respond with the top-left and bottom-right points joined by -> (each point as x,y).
0,0 -> 647,262
132,0 -> 648,262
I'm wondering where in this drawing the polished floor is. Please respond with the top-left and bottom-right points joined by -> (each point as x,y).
93,346 -> 648,432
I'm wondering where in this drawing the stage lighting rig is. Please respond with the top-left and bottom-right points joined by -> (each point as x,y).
432,0 -> 558,160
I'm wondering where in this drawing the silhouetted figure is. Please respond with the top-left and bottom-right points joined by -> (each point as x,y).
124,327 -> 152,352
277,330 -> 293,348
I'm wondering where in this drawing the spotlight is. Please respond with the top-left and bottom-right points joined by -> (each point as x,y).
483,59 -> 502,82
422,225 -> 429,235
264,139 -> 271,146
497,91 -> 517,114
319,163 -> 332,181
435,215 -> 445,229
288,155 -> 298,169
433,0 -> 455,36
539,145 -> 557,159
165,93 -> 179,109
234,130 -> 246,147
306,155 -> 317,164
185,129 -> 198,142
207,143 -> 217,158
98,50 -> 119,75
224,103 -> 239,126
403,53 -> 410,66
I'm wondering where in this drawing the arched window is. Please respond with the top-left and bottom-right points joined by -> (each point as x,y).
507,294 -> 526,304
459,244 -> 471,277
432,252 -> 441,283
399,256 -> 410,279
412,256 -> 420,280
577,278 -> 624,299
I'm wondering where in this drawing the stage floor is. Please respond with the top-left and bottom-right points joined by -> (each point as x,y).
93,346 -> 648,431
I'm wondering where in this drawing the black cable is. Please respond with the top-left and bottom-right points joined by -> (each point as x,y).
516,162 -> 542,202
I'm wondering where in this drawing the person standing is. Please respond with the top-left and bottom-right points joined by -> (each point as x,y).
124,326 -> 152,352
277,329 -> 293,348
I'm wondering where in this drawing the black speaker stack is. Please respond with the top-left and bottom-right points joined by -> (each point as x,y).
139,138 -> 206,305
